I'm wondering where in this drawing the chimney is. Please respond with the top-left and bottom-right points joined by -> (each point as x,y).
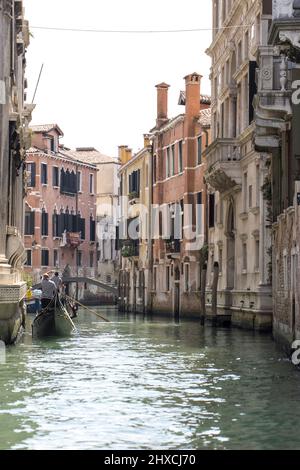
118,145 -> 128,165
125,148 -> 132,162
155,82 -> 170,128
143,134 -> 151,148
184,73 -> 202,119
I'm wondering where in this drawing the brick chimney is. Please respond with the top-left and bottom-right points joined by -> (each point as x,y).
155,82 -> 170,128
143,134 -> 151,147
125,148 -> 132,162
184,73 -> 202,119
118,145 -> 128,165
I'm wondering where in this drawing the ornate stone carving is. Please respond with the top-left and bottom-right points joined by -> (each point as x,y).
280,54 -> 288,90
262,68 -> 272,81
6,229 -> 26,270
273,0 -> 294,19
0,284 -> 27,303
279,30 -> 300,49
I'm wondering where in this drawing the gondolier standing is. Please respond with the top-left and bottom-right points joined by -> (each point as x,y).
51,272 -> 63,292
41,273 -> 57,310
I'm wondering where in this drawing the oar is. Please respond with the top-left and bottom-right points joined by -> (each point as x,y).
65,295 -> 110,323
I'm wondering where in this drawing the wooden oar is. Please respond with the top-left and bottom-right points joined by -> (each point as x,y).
65,295 -> 110,323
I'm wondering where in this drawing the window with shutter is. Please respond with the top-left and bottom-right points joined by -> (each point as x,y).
79,218 -> 86,240
41,250 -> 49,267
41,210 -> 49,236
53,212 -> 59,237
41,164 -> 48,185
53,167 -> 59,187
90,217 -> 96,242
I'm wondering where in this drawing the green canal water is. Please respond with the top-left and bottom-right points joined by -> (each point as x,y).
0,307 -> 300,450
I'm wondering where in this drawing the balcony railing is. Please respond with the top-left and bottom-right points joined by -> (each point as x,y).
165,239 -> 181,254
121,239 -> 140,258
204,139 -> 241,169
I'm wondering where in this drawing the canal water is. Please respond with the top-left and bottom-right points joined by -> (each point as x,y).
0,307 -> 300,450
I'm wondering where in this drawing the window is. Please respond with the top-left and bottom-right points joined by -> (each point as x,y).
41,249 -> 49,267
50,137 -> 56,153
184,264 -> 190,292
26,163 -> 36,187
166,147 -> 170,178
89,252 -> 94,268
153,156 -> 157,183
52,211 -> 59,237
25,210 -> 35,235
41,163 -> 48,185
242,243 -> 247,272
255,240 -> 260,271
77,251 -> 82,267
53,167 -> 59,187
25,250 -> 32,266
249,185 -> 253,209
129,170 -> 140,196
54,249 -> 59,267
166,266 -> 170,292
41,210 -> 49,236
77,171 -> 82,192
219,247 -> 223,274
197,135 -> 202,165
79,217 -> 86,240
178,141 -> 183,173
89,174 -> 94,194
256,165 -> 260,207
209,194 -> 215,228
60,169 -> 77,195
90,216 -> 96,242
243,173 -> 248,211
171,145 -> 175,176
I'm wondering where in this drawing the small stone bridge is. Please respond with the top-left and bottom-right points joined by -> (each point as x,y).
62,277 -> 118,296
33,277 -> 118,296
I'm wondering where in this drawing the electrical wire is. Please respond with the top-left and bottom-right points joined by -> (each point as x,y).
30,24 -> 252,34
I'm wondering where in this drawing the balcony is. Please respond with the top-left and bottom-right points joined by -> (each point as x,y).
204,139 -> 242,194
60,232 -> 82,248
128,191 -> 140,205
121,239 -> 140,258
165,238 -> 181,256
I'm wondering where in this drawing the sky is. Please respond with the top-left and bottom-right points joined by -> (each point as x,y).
24,0 -> 212,158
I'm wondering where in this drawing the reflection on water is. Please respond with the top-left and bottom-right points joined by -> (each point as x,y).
0,307 -> 299,450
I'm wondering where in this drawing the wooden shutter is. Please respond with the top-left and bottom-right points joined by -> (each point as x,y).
31,163 -> 36,187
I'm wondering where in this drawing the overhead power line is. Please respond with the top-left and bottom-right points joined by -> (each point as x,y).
30,24 -> 252,34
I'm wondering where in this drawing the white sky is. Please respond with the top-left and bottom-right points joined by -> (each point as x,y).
24,0 -> 212,157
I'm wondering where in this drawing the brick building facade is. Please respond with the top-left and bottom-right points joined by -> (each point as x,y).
150,73 -> 211,318
24,125 -> 97,298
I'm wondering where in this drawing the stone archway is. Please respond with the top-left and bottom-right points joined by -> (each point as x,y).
226,200 -> 236,290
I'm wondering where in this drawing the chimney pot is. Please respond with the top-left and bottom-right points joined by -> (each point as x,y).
155,82 -> 170,128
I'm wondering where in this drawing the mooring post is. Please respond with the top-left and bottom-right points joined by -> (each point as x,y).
212,262 -> 220,325
200,262 -> 207,326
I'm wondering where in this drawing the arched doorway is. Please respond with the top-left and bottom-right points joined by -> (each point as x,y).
226,201 -> 235,290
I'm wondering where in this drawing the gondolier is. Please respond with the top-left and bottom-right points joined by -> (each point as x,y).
51,272 -> 63,292
41,273 -> 57,310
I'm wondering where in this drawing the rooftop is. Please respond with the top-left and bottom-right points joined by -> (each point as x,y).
178,91 -> 211,106
30,124 -> 64,136
60,148 -> 118,165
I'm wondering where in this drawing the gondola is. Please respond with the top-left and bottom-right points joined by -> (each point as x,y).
32,294 -> 76,338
